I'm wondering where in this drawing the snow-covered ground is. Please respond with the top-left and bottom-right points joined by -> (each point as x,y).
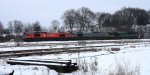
0,39 -> 150,75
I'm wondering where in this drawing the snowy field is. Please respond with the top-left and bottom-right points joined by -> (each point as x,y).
0,39 -> 150,75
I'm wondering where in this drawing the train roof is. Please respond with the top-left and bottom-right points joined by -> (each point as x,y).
24,32 -> 70,34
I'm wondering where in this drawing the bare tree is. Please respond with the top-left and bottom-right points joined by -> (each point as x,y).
8,20 -> 24,34
24,23 -> 34,32
51,20 -> 60,32
33,21 -> 42,32
58,26 -> 65,32
61,7 -> 97,32
0,22 -> 4,35
147,10 -> 150,23
8,21 -> 14,34
3,28 -> 10,34
111,7 -> 149,31
12,20 -> 24,42
14,20 -> 24,34
76,7 -> 96,32
62,9 -> 77,32
96,12 -> 111,31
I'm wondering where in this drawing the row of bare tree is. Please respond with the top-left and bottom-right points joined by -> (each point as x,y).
0,20 -> 65,36
62,7 -> 150,32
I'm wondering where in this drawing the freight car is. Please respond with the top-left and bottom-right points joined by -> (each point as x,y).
70,32 -> 110,40
70,32 -> 139,40
23,31 -> 140,42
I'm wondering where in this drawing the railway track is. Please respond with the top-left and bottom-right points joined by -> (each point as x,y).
0,44 -> 124,58
0,39 -> 147,48
0,39 -> 149,58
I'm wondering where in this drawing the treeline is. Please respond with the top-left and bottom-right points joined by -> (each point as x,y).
0,7 -> 150,42
62,7 -> 150,32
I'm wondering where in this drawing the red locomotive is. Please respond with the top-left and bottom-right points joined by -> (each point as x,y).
23,32 -> 72,41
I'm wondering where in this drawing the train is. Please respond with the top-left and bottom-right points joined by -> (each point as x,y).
23,31 -> 140,42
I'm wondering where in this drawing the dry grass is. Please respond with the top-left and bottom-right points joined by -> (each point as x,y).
108,58 -> 140,75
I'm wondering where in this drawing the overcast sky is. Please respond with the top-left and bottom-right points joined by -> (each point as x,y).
0,0 -> 150,28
